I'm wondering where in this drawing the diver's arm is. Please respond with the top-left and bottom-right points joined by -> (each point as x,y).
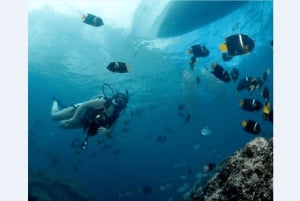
98,123 -> 115,138
60,99 -> 106,127
98,115 -> 117,137
98,127 -> 112,137
72,98 -> 106,121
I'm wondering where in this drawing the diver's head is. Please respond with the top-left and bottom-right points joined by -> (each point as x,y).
187,48 -> 193,55
112,92 -> 128,109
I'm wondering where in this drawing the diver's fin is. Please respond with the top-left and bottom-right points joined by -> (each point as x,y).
219,44 -> 228,52
52,95 -> 67,109
81,135 -> 89,150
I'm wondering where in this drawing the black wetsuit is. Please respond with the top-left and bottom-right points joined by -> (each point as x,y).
82,98 -> 122,136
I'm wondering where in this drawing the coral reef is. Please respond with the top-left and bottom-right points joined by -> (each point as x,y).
183,137 -> 273,201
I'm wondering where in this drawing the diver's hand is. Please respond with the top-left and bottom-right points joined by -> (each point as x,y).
60,120 -> 71,128
98,127 -> 112,137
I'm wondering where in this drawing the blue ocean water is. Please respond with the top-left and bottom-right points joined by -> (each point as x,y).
28,1 -> 273,201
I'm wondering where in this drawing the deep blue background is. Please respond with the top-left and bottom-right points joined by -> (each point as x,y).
28,1 -> 273,201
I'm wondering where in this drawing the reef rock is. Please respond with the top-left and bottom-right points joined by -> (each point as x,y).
183,137 -> 273,201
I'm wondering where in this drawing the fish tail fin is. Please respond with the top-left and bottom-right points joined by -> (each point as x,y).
239,100 -> 244,107
241,120 -> 247,127
126,64 -> 130,72
263,102 -> 270,114
219,44 -> 228,52
211,62 -> 216,69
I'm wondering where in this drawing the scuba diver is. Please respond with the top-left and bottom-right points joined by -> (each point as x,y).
51,84 -> 129,149
219,34 -> 255,61
187,44 -> 209,71
210,62 -> 231,83
81,13 -> 104,27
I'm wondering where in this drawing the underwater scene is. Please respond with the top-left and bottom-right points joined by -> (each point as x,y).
28,1 -> 273,201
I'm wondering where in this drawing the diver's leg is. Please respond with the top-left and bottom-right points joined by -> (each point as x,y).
51,100 -> 77,121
